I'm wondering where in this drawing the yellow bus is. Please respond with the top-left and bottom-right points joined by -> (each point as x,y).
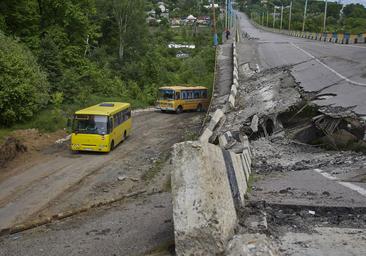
71,102 -> 132,152
157,86 -> 209,113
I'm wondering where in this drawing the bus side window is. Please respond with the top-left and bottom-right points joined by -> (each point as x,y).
194,91 -> 200,99
108,117 -> 114,133
114,113 -> 120,126
127,108 -> 131,119
182,91 -> 187,100
176,92 -> 180,100
202,90 -> 208,98
187,91 -> 193,99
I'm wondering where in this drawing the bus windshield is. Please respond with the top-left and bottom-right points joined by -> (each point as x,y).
73,115 -> 109,135
159,89 -> 175,100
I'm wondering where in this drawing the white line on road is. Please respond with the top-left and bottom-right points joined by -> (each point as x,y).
290,43 -> 366,87
314,168 -> 337,180
294,41 -> 366,49
314,168 -> 366,197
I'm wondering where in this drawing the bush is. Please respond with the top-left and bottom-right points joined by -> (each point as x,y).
0,33 -> 50,126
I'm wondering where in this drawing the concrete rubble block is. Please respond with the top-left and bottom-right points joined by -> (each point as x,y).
234,57 -> 238,69
234,69 -> 239,80
229,151 -> 248,206
171,141 -> 238,256
240,154 -> 251,180
231,84 -> 238,96
229,94 -> 236,108
233,78 -> 239,87
250,115 -> 259,133
239,134 -> 252,157
199,128 -> 213,143
242,147 -> 252,167
226,234 -> 280,256
207,109 -> 225,131
219,131 -> 237,149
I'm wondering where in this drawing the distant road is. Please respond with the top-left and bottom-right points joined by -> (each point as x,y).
237,12 -> 366,117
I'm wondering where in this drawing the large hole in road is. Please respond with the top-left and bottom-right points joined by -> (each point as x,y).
276,103 -> 366,153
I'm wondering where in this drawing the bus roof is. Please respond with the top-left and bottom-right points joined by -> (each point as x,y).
75,102 -> 130,116
159,86 -> 207,91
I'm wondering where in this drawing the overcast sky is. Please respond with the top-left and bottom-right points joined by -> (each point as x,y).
334,0 -> 366,6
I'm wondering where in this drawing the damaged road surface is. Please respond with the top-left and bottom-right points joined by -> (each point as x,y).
214,11 -> 366,256
0,111 -> 203,255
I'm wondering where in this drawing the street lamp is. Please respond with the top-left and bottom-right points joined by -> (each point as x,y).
289,1 -> 292,30
280,5 -> 284,30
211,0 -> 218,46
323,0 -> 328,32
302,0 -> 308,32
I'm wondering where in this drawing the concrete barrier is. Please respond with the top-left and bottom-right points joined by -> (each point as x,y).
200,109 -> 225,142
229,42 -> 239,109
251,20 -> 365,45
171,141 -> 238,255
172,21 -> 255,255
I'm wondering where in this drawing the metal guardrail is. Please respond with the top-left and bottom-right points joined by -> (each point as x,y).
252,20 -> 366,45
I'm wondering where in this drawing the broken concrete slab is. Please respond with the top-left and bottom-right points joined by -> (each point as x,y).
226,233 -> 280,256
279,227 -> 366,256
171,141 -> 238,255
200,109 -> 225,143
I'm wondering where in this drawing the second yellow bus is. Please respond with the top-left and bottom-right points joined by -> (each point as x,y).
156,86 -> 209,113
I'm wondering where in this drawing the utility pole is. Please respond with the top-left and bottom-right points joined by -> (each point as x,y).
225,0 -> 228,30
280,5 -> 284,30
323,0 -> 328,32
212,0 -> 218,46
229,0 -> 233,28
289,1 -> 292,30
266,10 -> 269,26
302,0 -> 308,32
273,5 -> 276,28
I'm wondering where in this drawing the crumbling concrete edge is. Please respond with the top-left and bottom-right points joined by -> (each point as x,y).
172,22 -> 255,255
229,42 -> 239,109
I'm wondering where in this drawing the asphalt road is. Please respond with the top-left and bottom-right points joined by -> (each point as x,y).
237,12 -> 366,117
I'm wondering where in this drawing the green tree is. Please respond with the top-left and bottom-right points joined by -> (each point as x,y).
0,33 -> 49,125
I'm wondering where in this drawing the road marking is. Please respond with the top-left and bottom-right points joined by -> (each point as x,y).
314,168 -> 366,197
314,168 -> 337,180
290,43 -> 366,87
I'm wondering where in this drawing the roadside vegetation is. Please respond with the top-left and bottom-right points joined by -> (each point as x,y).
0,0 -> 218,139
240,0 -> 366,34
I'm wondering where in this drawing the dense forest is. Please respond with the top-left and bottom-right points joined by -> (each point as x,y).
240,0 -> 366,34
0,0 -> 218,133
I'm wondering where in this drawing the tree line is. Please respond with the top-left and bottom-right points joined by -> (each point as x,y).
240,0 -> 366,34
0,0 -> 215,128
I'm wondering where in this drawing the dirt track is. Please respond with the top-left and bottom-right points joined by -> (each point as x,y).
0,110 -> 203,233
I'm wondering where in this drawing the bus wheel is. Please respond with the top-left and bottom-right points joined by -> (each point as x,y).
176,106 -> 183,114
196,104 -> 203,112
110,141 -> 114,152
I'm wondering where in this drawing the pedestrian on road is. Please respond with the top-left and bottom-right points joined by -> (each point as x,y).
226,29 -> 230,40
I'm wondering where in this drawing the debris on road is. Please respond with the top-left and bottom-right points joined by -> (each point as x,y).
0,137 -> 27,168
